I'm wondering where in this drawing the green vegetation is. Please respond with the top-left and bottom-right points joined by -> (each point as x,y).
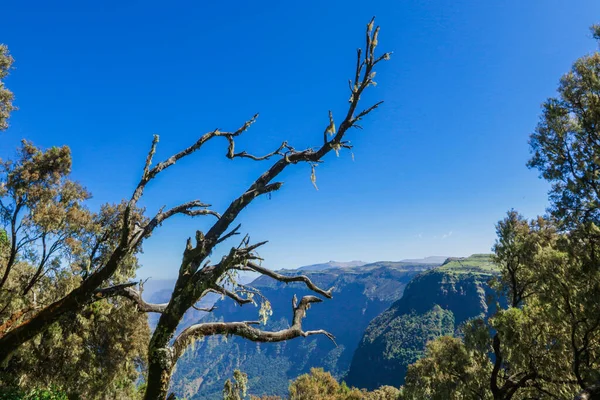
223,368 -> 402,400
1,12 -> 600,400
0,388 -> 68,400
0,44 -> 15,131
436,254 -> 497,275
0,142 -> 150,398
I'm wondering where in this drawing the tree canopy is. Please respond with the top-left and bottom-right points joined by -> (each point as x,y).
0,44 -> 15,131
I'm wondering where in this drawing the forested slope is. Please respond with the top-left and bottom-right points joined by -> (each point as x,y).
345,254 -> 499,390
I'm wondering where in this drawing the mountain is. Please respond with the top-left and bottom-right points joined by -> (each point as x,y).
169,261 -> 441,399
345,254 -> 499,390
139,279 -> 176,300
399,256 -> 449,264
296,260 -> 368,271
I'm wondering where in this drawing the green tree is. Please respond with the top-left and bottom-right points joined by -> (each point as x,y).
0,44 -> 15,131
224,370 -> 249,400
0,144 -> 150,398
287,368 -> 399,400
403,326 -> 491,400
404,214 -> 599,399
289,368 -> 363,400
528,25 -> 600,228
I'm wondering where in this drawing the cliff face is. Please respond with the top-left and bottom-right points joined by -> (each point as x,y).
345,254 -> 498,390
169,262 -> 437,399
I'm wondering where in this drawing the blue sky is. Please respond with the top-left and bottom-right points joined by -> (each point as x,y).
2,0 -> 599,278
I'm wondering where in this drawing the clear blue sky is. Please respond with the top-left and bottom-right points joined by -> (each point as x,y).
2,1 -> 599,278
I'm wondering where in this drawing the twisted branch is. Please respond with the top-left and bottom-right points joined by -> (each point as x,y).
208,285 -> 254,306
142,200 -> 220,239
239,261 -> 333,299
94,282 -> 169,313
171,295 -> 335,361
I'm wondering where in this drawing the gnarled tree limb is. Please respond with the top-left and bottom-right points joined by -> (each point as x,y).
238,261 -> 334,299
94,282 -> 169,313
171,295 -> 335,362
208,285 -> 253,307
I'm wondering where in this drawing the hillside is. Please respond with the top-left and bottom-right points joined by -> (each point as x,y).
169,261 -> 440,399
345,254 -> 499,390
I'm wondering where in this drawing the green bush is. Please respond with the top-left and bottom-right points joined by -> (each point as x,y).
0,387 -> 68,400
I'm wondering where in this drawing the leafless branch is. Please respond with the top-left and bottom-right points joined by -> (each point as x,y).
130,114 -> 259,205
94,282 -> 169,313
209,285 -> 253,306
216,224 -> 242,245
196,19 -> 388,259
142,134 -> 160,179
193,236 -> 267,278
227,138 -> 291,161
192,304 -> 217,313
142,200 -> 220,239
240,261 -> 333,299
172,295 -> 335,361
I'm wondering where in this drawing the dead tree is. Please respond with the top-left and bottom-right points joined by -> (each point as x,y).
135,18 -> 388,400
0,18 -> 389,400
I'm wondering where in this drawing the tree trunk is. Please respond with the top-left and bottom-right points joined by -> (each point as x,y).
143,347 -> 175,400
143,281 -> 194,400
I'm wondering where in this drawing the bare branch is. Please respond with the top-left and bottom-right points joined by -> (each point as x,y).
354,101 -> 384,122
241,261 -> 333,299
209,285 -> 253,307
192,236 -> 267,278
172,295 -> 335,361
129,114 -> 259,207
0,307 -> 33,336
216,224 -> 242,245
192,304 -> 217,313
142,200 -> 220,239
94,283 -> 169,313
228,140 -> 290,161
197,20 -> 388,255
143,134 -> 160,179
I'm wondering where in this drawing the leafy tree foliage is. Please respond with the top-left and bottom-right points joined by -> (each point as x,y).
403,327 -> 491,400
405,216 -> 600,399
289,368 -> 361,400
223,370 -> 249,400
231,368 -> 401,400
287,368 -> 400,400
0,386 -> 68,400
528,25 -> 600,228
0,142 -> 150,398
0,44 -> 15,131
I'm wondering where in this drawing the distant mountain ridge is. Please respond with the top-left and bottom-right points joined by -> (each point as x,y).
296,260 -> 368,271
295,257 -> 451,271
399,256 -> 449,264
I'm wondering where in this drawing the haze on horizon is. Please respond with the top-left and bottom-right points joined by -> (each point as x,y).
2,0 -> 599,278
